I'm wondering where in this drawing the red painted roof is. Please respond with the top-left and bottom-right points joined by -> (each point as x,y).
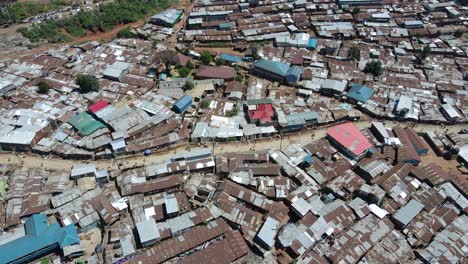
88,100 -> 109,113
249,103 -> 274,123
327,122 -> 372,156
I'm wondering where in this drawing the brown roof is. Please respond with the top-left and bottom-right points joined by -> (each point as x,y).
173,53 -> 191,67
196,65 -> 236,80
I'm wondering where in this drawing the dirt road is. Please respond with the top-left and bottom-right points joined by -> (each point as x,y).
0,121 -> 464,171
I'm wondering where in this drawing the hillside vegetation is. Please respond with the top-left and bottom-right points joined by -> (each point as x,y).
0,0 -> 75,25
15,0 -> 172,43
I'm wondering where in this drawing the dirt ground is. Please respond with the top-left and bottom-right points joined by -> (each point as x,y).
79,227 -> 102,256
420,147 -> 467,174
0,121 -> 465,172
194,47 -> 245,57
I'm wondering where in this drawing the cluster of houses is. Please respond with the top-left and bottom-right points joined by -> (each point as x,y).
0,120 -> 466,263
0,0 -> 466,263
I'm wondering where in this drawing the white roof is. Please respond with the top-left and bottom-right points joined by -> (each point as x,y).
256,217 -> 279,248
71,164 -> 97,177
136,219 -> 160,243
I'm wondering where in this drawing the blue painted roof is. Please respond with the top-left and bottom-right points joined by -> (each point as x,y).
254,60 -> 290,76
347,83 -> 374,103
220,53 -> 241,63
286,66 -> 303,77
174,95 -> 193,109
219,22 -> 233,29
0,214 -> 80,264
308,38 -> 317,48
286,66 -> 303,83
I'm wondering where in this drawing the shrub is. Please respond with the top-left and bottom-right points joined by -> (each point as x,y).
178,67 -> 191,78
117,26 -> 136,38
16,0 -> 173,43
225,106 -> 239,117
214,58 -> 225,66
37,81 -> 50,94
76,74 -> 99,93
364,61 -> 383,77
183,81 -> 194,91
200,51 -> 212,65
186,60 -> 194,69
348,47 -> 361,61
235,75 -> 244,82
200,99 -> 210,109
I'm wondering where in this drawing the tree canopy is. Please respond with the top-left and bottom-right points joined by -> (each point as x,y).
348,47 -> 361,61
200,51 -> 212,65
178,67 -> 191,78
15,0 -> 172,43
364,61 -> 383,76
37,81 -> 50,94
76,74 -> 100,93
183,81 -> 194,91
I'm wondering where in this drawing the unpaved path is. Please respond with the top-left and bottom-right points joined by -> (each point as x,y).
0,121 -> 464,171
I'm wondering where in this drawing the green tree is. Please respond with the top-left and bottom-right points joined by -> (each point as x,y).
37,81 -> 50,94
420,46 -> 432,61
235,75 -> 244,82
225,105 -> 239,117
200,51 -> 212,65
351,7 -> 360,15
348,47 -> 361,61
186,60 -> 194,69
214,58 -> 225,66
178,67 -> 191,77
364,61 -> 383,77
200,99 -> 210,109
76,74 -> 99,93
117,26 -> 136,38
183,81 -> 194,91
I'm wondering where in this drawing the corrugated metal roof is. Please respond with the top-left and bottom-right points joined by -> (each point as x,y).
393,199 -> 424,226
347,83 -> 374,103
68,112 -> 106,136
0,214 -> 80,263
254,60 -> 291,76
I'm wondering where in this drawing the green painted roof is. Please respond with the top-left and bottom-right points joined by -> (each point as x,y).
0,214 -> 80,264
68,112 -> 105,136
254,60 -> 290,76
